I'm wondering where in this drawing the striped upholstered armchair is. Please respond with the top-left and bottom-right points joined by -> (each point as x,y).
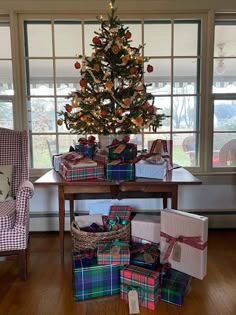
0,128 -> 34,280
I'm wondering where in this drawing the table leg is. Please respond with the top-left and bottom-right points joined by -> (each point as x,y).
58,185 -> 65,260
171,185 -> 178,209
163,193 -> 168,208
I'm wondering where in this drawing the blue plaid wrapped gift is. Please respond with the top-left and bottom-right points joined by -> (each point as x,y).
106,162 -> 134,181
73,254 -> 122,301
97,240 -> 130,265
161,268 -> 192,306
75,144 -> 96,158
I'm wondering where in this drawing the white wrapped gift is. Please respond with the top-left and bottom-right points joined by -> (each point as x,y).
131,214 -> 161,243
74,214 -> 104,228
160,209 -> 208,280
135,160 -> 167,179
53,154 -> 64,172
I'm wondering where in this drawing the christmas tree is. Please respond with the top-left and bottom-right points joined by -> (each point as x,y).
57,0 -> 166,135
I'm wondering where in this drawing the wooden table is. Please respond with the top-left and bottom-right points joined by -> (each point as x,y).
34,168 -> 201,259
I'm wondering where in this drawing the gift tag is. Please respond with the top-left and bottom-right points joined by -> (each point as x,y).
143,253 -> 154,264
113,144 -> 126,154
110,245 -> 120,256
128,289 -> 140,314
172,242 -> 181,262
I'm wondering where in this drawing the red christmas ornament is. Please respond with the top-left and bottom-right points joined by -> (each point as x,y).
125,31 -> 132,39
74,61 -> 81,69
100,110 -> 108,118
65,104 -> 73,112
147,64 -> 154,73
80,78 -> 87,88
92,36 -> 101,45
130,67 -> 137,75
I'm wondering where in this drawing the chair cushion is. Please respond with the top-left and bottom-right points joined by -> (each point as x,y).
0,199 -> 16,229
0,165 -> 12,202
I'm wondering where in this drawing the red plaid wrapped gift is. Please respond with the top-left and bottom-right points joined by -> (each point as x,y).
105,205 -> 132,231
120,265 -> 160,310
97,240 -> 130,265
93,150 -> 109,165
59,161 -> 104,182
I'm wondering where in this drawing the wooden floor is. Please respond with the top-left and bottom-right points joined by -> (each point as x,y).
0,229 -> 236,315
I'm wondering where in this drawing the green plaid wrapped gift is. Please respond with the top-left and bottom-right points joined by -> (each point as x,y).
106,163 -> 134,181
59,161 -> 104,182
73,254 -> 122,301
120,265 -> 160,310
161,268 -> 192,306
108,143 -> 137,161
97,240 -> 130,265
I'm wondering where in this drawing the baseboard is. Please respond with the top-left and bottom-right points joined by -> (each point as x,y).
29,209 -> 236,231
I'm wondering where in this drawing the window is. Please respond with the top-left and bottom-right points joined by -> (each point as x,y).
0,18 -> 14,129
212,16 -> 236,167
23,17 -> 202,170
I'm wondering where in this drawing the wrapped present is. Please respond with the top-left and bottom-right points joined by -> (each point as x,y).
135,159 -> 167,179
105,205 -> 132,231
120,265 -> 160,310
97,240 -> 130,265
108,136 -> 137,161
147,139 -> 173,170
52,154 -> 64,172
59,161 -> 104,182
130,242 -> 160,270
161,268 -> 192,306
131,236 -> 159,247
106,162 -> 134,181
131,214 -> 161,244
74,136 -> 97,158
93,150 -> 109,164
160,209 -> 208,280
73,254 -> 121,301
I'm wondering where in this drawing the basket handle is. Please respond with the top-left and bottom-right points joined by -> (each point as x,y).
71,220 -> 81,231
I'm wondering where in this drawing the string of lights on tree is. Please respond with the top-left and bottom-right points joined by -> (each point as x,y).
57,0 -> 167,135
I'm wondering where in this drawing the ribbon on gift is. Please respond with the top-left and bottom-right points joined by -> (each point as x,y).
74,249 -> 97,260
78,136 -> 97,146
106,216 -> 129,231
101,239 -> 129,252
160,231 -> 208,262
150,139 -> 168,155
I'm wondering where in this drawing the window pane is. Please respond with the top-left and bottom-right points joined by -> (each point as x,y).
214,25 -> 236,57
28,97 -> 55,133
58,134 -> 79,152
54,22 -> 82,57
0,100 -> 13,128
84,22 -> 100,56
25,23 -> 52,57
144,22 -> 171,56
32,135 -> 55,168
0,24 -> 11,58
173,96 -> 198,131
0,60 -> 13,95
27,60 -> 54,95
174,22 -> 199,56
145,59 -> 171,94
214,100 -> 236,131
213,59 -> 236,90
55,59 -> 79,95
123,22 -> 142,49
213,133 -> 236,167
179,133 -> 199,167
174,59 -> 198,93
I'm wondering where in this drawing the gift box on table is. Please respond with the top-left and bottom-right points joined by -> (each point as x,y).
108,143 -> 137,161
106,162 -> 134,181
93,150 -> 109,164
135,159 -> 167,179
75,144 -> 96,158
120,265 -> 160,310
97,240 -> 130,265
59,161 -> 104,182
105,205 -> 132,231
147,139 -> 173,170
160,268 -> 192,306
130,242 -> 160,271
53,154 -> 64,172
73,254 -> 121,301
131,214 -> 161,244
160,209 -> 208,280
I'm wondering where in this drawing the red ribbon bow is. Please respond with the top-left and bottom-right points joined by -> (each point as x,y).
78,136 -> 96,146
160,231 -> 207,262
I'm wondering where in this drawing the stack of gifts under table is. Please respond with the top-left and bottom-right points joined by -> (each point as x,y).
72,205 -> 208,312
55,135 -> 173,182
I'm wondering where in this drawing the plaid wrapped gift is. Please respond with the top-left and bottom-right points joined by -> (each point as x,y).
120,265 -> 160,310
93,151 -> 109,164
161,268 -> 192,306
105,205 -> 132,231
59,161 -> 104,182
130,242 -> 160,271
73,254 -> 122,301
97,240 -> 130,265
75,144 -> 96,158
106,163 -> 134,181
131,236 -> 159,247
108,143 -> 137,161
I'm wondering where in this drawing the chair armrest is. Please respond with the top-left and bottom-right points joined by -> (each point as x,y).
16,180 -> 34,200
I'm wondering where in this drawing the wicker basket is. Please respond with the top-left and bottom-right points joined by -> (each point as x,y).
71,220 -> 131,252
